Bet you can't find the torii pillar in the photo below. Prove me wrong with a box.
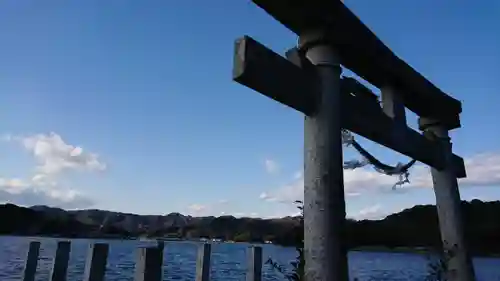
[300,31,348,281]
[420,118,476,281]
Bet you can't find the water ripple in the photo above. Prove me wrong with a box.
[0,236,499,281]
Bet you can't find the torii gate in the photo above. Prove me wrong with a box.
[231,1,475,281]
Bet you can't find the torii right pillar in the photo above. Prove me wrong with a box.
[419,117,476,281]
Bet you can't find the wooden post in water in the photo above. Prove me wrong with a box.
[134,246,163,281]
[195,243,211,281]
[156,240,164,279]
[83,243,109,281]
[246,246,262,281]
[22,241,40,281]
[420,118,476,281]
[157,241,164,262]
[50,241,71,281]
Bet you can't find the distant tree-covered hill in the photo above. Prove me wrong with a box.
[1,199,499,255]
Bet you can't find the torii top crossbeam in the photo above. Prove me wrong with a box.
[252,0,462,130]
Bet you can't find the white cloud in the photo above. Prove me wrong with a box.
[0,176,94,209]
[187,204,207,215]
[185,200,231,216]
[388,152,500,189]
[262,208,301,219]
[352,204,387,220]
[9,132,106,176]
[230,212,260,218]
[259,169,381,203]
[31,174,58,187]
[0,178,30,194]
[261,176,304,203]
[1,134,13,142]
[0,132,105,209]
[186,201,260,218]
[259,152,500,203]
[460,153,500,186]
[346,192,362,197]
[259,192,278,202]
[264,159,279,174]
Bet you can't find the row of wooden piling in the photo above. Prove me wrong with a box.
[22,240,263,281]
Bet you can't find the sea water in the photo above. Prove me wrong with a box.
[0,236,499,281]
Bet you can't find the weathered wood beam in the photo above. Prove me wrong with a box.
[50,241,71,281]
[196,243,211,281]
[134,247,163,281]
[453,155,467,179]
[22,241,40,281]
[232,36,466,177]
[251,0,462,130]
[246,246,262,281]
[286,47,466,178]
[83,243,109,281]
[381,86,407,127]
[341,88,465,178]
[233,36,316,115]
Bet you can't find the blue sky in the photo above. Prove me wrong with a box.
[0,0,498,219]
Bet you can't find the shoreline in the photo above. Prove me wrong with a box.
[3,234,500,258]
[350,246,500,258]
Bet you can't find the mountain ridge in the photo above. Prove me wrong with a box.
[1,199,500,255]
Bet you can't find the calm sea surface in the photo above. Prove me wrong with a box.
[0,236,499,281]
